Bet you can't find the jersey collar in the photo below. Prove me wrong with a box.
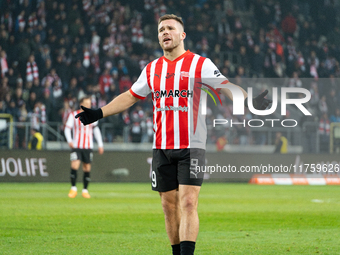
[162,50,191,64]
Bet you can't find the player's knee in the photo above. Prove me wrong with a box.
[161,200,177,215]
[180,196,198,212]
[160,196,177,213]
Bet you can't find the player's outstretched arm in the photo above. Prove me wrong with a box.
[220,83,272,110]
[220,82,247,101]
[102,90,140,118]
[76,90,140,125]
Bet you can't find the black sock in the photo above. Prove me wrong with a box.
[83,172,90,190]
[70,169,77,186]
[180,241,195,255]
[171,244,180,255]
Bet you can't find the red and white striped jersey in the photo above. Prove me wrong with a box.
[64,110,103,149]
[129,50,227,149]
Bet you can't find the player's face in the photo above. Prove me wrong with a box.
[81,98,91,109]
[158,19,186,51]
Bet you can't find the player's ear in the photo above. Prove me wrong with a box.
[181,32,186,40]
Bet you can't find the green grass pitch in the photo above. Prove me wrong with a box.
[0,183,339,254]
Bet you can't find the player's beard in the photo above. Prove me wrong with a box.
[161,38,180,52]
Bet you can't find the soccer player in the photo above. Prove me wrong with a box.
[64,96,104,198]
[75,14,270,254]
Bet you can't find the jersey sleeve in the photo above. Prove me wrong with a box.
[93,126,103,148]
[64,113,74,143]
[201,58,228,89]
[129,66,151,99]
[64,112,74,130]
[92,120,99,127]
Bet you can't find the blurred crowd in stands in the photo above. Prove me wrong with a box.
[0,0,339,151]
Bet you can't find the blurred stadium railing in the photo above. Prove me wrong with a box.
[0,118,327,154]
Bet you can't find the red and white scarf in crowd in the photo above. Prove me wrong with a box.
[131,25,144,44]
[28,13,38,28]
[319,118,330,135]
[83,0,91,12]
[91,54,100,74]
[26,61,39,82]
[0,56,8,78]
[83,51,90,68]
[17,14,25,30]
[32,104,46,130]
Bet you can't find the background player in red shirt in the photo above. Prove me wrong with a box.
[65,96,104,198]
[76,14,270,255]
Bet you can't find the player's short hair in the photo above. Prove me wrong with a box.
[79,96,91,104]
[158,14,184,30]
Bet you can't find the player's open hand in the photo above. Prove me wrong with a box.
[75,106,103,125]
[247,90,272,110]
